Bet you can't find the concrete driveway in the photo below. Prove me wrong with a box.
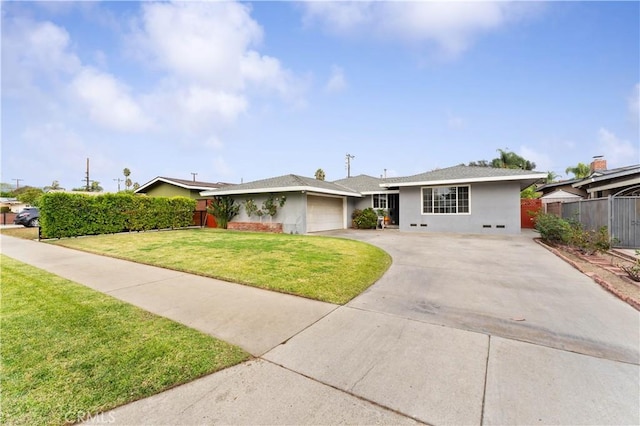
[3,231,638,425]
[263,230,639,425]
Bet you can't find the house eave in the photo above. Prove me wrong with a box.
[200,186,362,198]
[583,176,640,193]
[380,173,547,188]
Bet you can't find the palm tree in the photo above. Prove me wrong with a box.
[315,168,326,181]
[546,171,560,183]
[565,163,591,179]
[123,168,131,190]
[491,148,536,170]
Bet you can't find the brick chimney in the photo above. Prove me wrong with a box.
[590,157,607,173]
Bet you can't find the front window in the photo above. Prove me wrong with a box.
[422,186,470,214]
[372,193,387,209]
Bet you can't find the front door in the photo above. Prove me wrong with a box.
[388,194,400,225]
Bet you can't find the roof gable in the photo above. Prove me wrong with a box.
[136,176,229,193]
[333,174,387,193]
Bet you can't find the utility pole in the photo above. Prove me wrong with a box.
[85,158,90,191]
[113,177,123,192]
[190,172,198,182]
[12,178,23,189]
[345,153,355,178]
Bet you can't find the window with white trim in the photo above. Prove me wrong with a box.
[372,193,388,209]
[422,186,470,214]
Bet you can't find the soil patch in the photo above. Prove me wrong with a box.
[536,239,640,311]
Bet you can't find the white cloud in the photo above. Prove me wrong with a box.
[1,18,81,97]
[519,146,552,172]
[446,110,465,129]
[629,83,639,126]
[71,68,152,132]
[325,65,347,93]
[302,2,541,58]
[128,1,303,134]
[597,128,638,168]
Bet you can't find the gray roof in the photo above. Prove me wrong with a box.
[572,164,640,188]
[200,174,361,197]
[381,165,547,189]
[333,174,387,193]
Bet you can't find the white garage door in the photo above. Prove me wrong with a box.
[306,195,344,232]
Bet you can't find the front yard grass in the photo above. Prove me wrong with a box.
[0,255,250,426]
[50,229,391,304]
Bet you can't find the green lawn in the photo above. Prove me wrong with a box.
[0,255,250,426]
[0,226,39,239]
[50,229,391,304]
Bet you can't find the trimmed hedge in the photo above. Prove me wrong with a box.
[39,193,196,238]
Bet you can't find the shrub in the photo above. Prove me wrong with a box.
[39,193,196,238]
[352,207,379,229]
[621,250,640,282]
[207,197,240,229]
[534,213,571,244]
[566,223,611,255]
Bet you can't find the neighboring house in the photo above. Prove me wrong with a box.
[334,174,399,225]
[201,166,547,235]
[0,197,27,213]
[571,164,640,198]
[380,166,546,234]
[135,176,230,199]
[540,189,584,205]
[136,176,232,228]
[536,179,586,199]
[200,174,361,234]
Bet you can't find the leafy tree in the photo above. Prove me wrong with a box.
[0,182,13,194]
[44,180,63,192]
[520,185,540,199]
[15,187,44,206]
[315,168,326,180]
[491,148,536,170]
[565,163,591,179]
[467,160,491,167]
[90,181,103,192]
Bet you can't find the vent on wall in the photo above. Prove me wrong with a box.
[483,225,492,228]
[496,225,505,229]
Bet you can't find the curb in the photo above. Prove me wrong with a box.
[535,239,640,311]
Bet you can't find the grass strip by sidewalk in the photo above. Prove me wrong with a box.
[50,229,392,304]
[0,255,250,426]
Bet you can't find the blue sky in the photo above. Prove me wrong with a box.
[2,1,638,192]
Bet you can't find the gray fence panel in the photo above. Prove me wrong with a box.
[580,199,608,230]
[561,202,580,221]
[611,197,640,248]
[561,196,640,248]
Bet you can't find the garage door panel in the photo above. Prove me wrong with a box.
[307,196,344,232]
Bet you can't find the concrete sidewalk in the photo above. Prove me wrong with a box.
[2,232,639,425]
[0,234,336,356]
